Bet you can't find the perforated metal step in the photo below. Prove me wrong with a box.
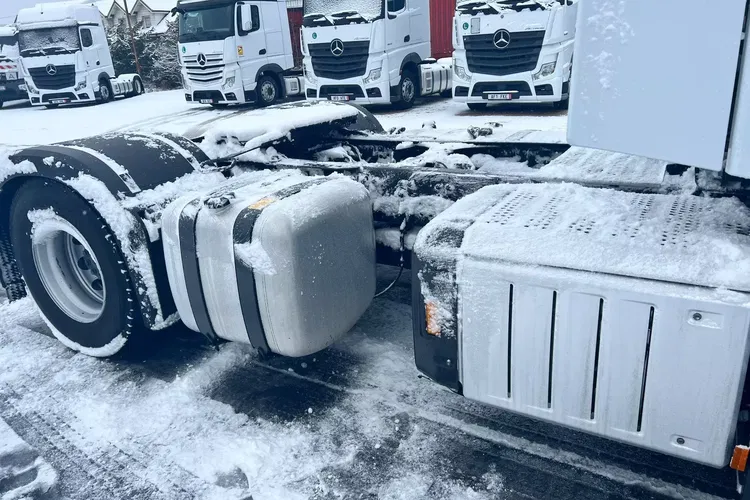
[460,183,750,291]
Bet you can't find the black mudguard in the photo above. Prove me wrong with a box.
[0,132,209,329]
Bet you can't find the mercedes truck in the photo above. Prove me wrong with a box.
[452,0,577,110]
[0,25,28,107]
[175,0,304,107]
[300,0,452,107]
[16,0,145,108]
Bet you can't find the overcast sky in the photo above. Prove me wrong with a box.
[0,0,67,24]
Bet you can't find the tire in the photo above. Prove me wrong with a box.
[396,70,417,109]
[467,103,488,111]
[10,179,142,357]
[99,79,113,103]
[256,75,279,107]
[553,97,569,110]
[128,76,144,98]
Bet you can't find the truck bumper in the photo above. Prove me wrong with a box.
[0,79,28,102]
[31,83,98,106]
[185,81,257,105]
[305,80,392,105]
[453,74,567,104]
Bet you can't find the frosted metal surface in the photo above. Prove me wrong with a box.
[567,0,746,171]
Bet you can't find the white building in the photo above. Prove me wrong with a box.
[97,0,175,31]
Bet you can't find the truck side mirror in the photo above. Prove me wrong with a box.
[239,4,253,33]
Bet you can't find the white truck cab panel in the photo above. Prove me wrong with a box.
[567,0,747,172]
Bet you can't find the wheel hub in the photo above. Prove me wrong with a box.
[402,78,415,102]
[261,82,275,102]
[31,218,106,323]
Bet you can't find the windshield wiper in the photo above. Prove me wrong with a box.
[457,1,503,14]
[43,46,74,54]
[330,10,368,23]
[303,12,334,26]
[20,48,45,56]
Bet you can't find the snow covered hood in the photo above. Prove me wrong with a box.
[188,101,367,159]
[429,182,750,293]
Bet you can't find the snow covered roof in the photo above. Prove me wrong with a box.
[97,0,176,16]
[16,2,103,29]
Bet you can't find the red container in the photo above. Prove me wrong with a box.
[287,8,304,68]
[430,0,455,59]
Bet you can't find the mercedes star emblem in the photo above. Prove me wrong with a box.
[493,29,511,49]
[330,39,344,57]
[45,64,57,76]
[197,53,207,66]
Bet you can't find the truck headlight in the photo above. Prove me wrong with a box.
[304,62,316,85]
[454,64,470,81]
[26,82,39,94]
[223,74,236,90]
[533,61,557,81]
[364,67,382,84]
[74,80,87,91]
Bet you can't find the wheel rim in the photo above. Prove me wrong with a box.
[401,77,415,102]
[101,84,110,100]
[261,81,276,103]
[31,218,105,323]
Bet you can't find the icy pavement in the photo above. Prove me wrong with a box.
[0,268,738,500]
[0,91,567,146]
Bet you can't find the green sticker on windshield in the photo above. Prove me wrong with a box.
[312,32,317,39]
[462,22,469,30]
[181,46,186,53]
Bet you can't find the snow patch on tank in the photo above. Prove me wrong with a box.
[235,241,277,276]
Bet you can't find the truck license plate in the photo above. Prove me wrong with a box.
[50,99,68,104]
[200,99,214,104]
[486,93,513,101]
[329,95,351,102]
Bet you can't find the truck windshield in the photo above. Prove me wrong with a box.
[456,0,552,12]
[18,27,81,56]
[179,5,235,43]
[303,0,383,26]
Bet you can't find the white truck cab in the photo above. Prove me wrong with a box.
[176,0,303,107]
[452,0,577,110]
[15,1,144,108]
[0,25,28,108]
[300,0,451,107]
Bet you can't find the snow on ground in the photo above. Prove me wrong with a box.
[0,91,567,146]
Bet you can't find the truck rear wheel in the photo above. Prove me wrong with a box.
[10,179,142,357]
[396,70,417,109]
[128,76,144,98]
[257,75,279,107]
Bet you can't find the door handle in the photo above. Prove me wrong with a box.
[404,35,410,42]
[259,49,266,55]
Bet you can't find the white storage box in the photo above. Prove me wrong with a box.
[417,182,750,467]
[162,171,376,357]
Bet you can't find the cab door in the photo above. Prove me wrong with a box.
[78,27,99,79]
[386,0,411,83]
[237,2,269,89]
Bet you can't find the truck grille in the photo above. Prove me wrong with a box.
[464,30,545,76]
[28,64,75,90]
[184,53,224,84]
[309,41,369,80]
